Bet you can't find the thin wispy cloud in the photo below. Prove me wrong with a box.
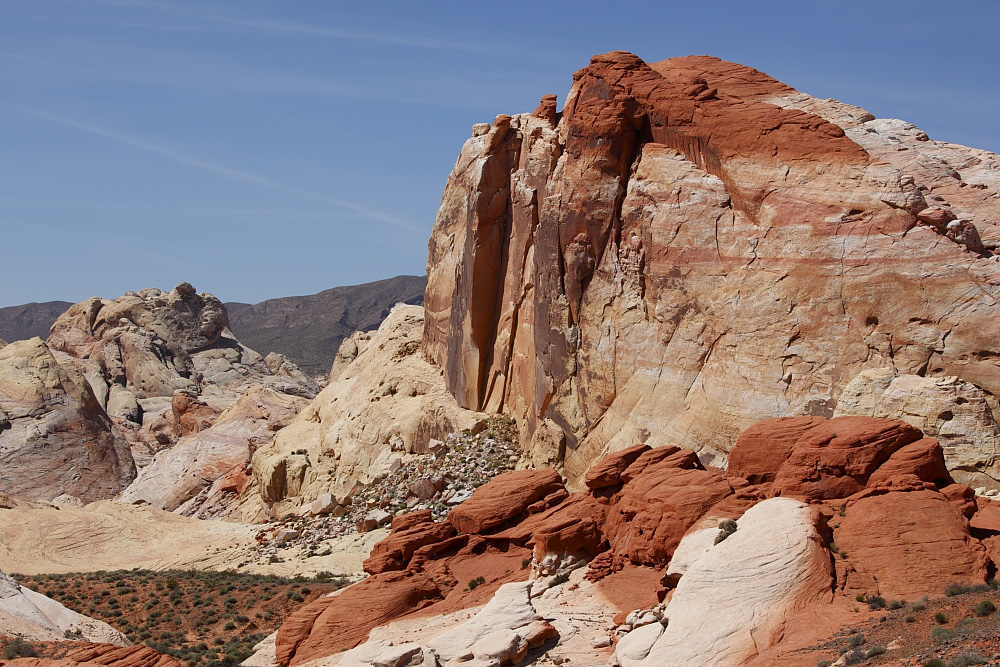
[215,16,497,54]
[84,0,502,55]
[0,50,44,64]
[12,105,424,232]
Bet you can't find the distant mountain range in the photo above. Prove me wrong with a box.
[225,275,426,375]
[0,300,73,343]
[0,275,427,376]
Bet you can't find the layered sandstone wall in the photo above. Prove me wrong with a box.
[424,52,1000,483]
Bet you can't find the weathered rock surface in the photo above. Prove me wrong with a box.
[46,284,316,457]
[613,498,832,666]
[330,582,555,667]
[835,369,1000,488]
[0,570,128,645]
[119,387,307,516]
[269,415,1000,667]
[729,416,930,501]
[447,469,563,534]
[835,489,988,599]
[251,305,483,518]
[423,51,1000,484]
[0,338,135,502]
[2,643,183,667]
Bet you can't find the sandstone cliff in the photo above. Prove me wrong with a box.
[423,52,1000,484]
[0,338,135,502]
[250,305,483,518]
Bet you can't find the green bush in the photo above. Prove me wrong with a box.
[840,648,865,665]
[715,519,738,545]
[866,595,887,610]
[3,637,37,659]
[467,576,486,590]
[973,600,996,616]
[924,660,945,667]
[889,599,904,609]
[548,572,570,588]
[948,652,988,666]
[904,614,916,623]
[934,611,948,624]
[865,645,886,659]
[945,582,990,597]
[930,626,952,642]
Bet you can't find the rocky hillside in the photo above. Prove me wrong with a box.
[423,51,1000,487]
[0,276,426,378]
[226,275,426,376]
[0,283,317,504]
[263,415,1000,667]
[0,301,71,343]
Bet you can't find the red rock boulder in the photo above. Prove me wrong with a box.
[363,509,457,575]
[448,469,564,534]
[602,449,733,566]
[275,571,441,666]
[835,489,988,599]
[730,416,924,501]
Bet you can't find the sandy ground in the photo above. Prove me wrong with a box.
[0,500,386,577]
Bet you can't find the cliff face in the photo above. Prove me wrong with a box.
[423,52,1000,483]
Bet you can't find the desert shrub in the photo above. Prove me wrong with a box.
[935,611,948,624]
[889,599,905,609]
[855,594,866,603]
[715,519,738,545]
[865,645,886,659]
[3,637,37,659]
[925,660,945,667]
[840,648,865,665]
[817,661,831,667]
[904,614,916,623]
[827,542,838,553]
[548,572,570,588]
[930,626,952,642]
[866,595,887,610]
[945,582,990,597]
[467,576,486,590]
[165,577,178,590]
[973,600,996,616]
[954,617,976,633]
[912,600,927,611]
[947,653,988,666]
[846,633,865,648]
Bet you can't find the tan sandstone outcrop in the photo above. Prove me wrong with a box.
[423,52,1000,484]
[834,368,1000,488]
[119,387,308,517]
[0,570,128,645]
[251,305,482,518]
[0,338,134,502]
[46,284,316,462]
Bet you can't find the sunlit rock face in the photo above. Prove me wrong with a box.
[423,51,1000,483]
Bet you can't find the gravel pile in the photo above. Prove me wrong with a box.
[252,417,520,559]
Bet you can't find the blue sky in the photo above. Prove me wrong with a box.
[1,0,998,307]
